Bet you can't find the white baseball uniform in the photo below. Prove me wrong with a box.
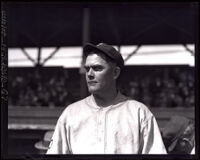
[46,92,166,154]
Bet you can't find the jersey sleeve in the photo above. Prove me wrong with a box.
[46,118,71,154]
[140,116,167,154]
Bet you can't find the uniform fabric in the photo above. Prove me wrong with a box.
[46,92,166,154]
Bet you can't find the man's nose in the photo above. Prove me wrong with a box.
[87,68,94,78]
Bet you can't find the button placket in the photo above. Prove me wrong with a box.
[96,108,105,153]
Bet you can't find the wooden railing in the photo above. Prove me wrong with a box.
[8,106,195,130]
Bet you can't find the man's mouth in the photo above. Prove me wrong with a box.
[88,81,97,85]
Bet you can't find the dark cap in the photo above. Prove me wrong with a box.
[161,116,191,152]
[83,43,124,69]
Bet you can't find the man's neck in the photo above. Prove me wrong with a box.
[92,89,118,107]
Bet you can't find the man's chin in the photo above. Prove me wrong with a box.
[88,88,99,94]
[88,89,97,94]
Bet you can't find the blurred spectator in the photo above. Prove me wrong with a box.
[8,66,194,108]
[8,68,75,107]
[123,67,194,108]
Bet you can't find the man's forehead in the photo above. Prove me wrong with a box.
[85,54,107,63]
[84,60,105,67]
[84,53,117,69]
[86,52,107,59]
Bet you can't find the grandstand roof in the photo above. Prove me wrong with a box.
[6,2,196,48]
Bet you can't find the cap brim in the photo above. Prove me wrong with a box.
[34,141,49,150]
[83,43,124,69]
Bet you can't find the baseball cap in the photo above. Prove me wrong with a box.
[35,130,54,150]
[161,116,191,152]
[83,43,124,69]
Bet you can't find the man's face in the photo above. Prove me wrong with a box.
[84,53,116,95]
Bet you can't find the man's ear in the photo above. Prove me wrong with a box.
[113,66,121,80]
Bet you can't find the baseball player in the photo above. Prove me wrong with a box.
[46,43,167,154]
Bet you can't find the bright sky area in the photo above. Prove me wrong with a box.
[8,44,195,68]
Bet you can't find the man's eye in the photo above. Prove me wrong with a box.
[84,66,103,72]
[93,66,102,71]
